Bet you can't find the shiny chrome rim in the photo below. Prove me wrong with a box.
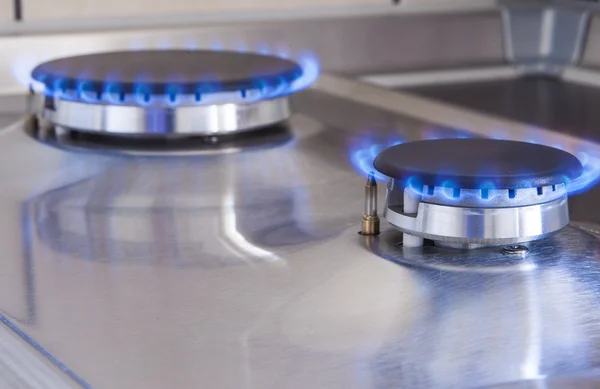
[384,196,570,246]
[31,93,290,136]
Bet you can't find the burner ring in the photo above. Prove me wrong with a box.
[31,50,303,96]
[374,139,583,188]
[32,94,289,135]
[419,183,567,207]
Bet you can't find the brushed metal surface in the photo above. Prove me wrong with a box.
[419,184,567,208]
[366,224,600,386]
[0,78,598,388]
[0,11,504,95]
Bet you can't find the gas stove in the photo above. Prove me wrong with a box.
[4,9,600,389]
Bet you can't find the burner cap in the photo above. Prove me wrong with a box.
[31,50,303,95]
[373,139,583,188]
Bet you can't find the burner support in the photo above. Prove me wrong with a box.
[31,93,289,135]
[402,186,423,248]
[384,181,570,248]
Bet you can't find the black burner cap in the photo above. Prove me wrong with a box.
[31,50,303,95]
[373,139,583,189]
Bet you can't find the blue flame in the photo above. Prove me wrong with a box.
[405,176,424,196]
[103,80,124,104]
[290,53,320,93]
[165,82,183,106]
[568,151,600,194]
[348,131,600,195]
[437,180,460,200]
[76,80,98,103]
[24,42,320,108]
[349,133,406,181]
[348,129,468,181]
[478,180,498,202]
[134,83,152,106]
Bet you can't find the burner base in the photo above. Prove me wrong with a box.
[385,197,569,247]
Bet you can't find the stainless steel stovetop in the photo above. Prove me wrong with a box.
[4,2,600,388]
[0,76,596,389]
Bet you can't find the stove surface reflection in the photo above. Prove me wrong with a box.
[1,87,600,388]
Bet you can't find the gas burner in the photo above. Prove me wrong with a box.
[28,50,306,138]
[369,139,583,249]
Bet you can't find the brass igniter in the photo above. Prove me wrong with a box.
[361,172,380,235]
